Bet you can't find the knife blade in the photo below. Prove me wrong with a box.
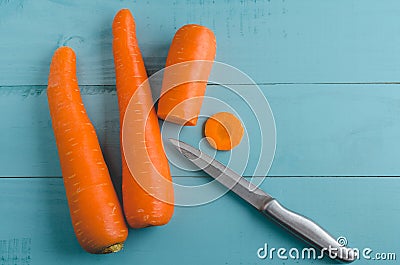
[169,138,356,263]
[169,138,273,210]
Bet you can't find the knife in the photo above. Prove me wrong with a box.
[169,138,356,263]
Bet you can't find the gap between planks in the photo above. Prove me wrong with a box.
[0,176,399,179]
[3,82,400,88]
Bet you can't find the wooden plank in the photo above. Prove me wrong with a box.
[1,84,400,177]
[0,177,398,264]
[2,0,400,85]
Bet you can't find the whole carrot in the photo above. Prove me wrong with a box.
[47,47,128,254]
[157,24,216,126]
[112,9,174,228]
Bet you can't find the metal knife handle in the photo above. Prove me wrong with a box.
[262,199,356,263]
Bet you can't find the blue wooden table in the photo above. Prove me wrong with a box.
[1,1,399,264]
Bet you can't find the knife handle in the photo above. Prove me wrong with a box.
[262,199,356,263]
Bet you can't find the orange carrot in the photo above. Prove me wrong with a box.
[205,112,244,151]
[47,47,128,254]
[157,24,216,126]
[112,9,174,228]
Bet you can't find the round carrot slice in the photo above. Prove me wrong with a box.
[205,112,244,150]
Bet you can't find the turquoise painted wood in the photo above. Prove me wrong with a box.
[1,1,400,265]
[0,177,398,265]
[1,84,400,177]
[2,0,400,85]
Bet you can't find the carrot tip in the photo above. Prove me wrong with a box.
[99,242,124,254]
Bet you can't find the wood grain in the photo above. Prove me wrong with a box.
[1,84,400,177]
[1,0,400,85]
[0,177,397,264]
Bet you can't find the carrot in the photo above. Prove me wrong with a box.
[157,24,216,126]
[112,9,174,228]
[205,112,244,151]
[47,47,128,254]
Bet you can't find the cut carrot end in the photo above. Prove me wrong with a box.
[184,118,198,126]
[99,242,124,254]
[157,112,198,126]
[204,112,244,151]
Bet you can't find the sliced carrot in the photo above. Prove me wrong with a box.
[157,24,216,126]
[112,9,174,228]
[47,46,128,254]
[205,112,244,151]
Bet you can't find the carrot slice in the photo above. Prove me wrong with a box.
[112,9,174,228]
[47,46,128,254]
[157,24,216,126]
[205,112,244,151]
